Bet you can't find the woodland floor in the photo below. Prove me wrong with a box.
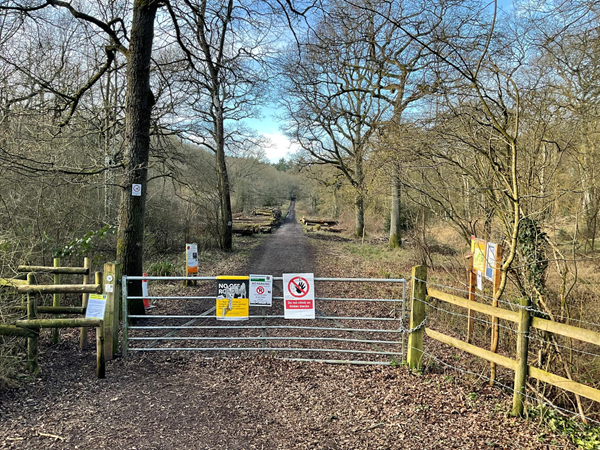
[0,203,576,449]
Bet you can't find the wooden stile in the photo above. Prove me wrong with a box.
[16,284,102,294]
[17,265,89,274]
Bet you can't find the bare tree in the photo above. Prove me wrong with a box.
[166,0,273,250]
[280,1,391,236]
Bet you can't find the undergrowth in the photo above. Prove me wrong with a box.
[529,405,600,450]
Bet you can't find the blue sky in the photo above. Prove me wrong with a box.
[247,0,515,163]
[244,107,299,162]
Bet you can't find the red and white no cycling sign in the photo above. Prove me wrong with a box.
[283,273,315,319]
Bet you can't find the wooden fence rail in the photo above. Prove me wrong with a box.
[409,265,600,416]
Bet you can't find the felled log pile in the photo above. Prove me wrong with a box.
[301,216,339,226]
[232,207,283,235]
[301,216,344,233]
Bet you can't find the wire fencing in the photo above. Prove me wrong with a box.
[408,268,600,425]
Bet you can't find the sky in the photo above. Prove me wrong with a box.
[245,0,516,163]
[244,108,300,162]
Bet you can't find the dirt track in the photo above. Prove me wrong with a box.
[246,200,314,276]
[0,203,574,449]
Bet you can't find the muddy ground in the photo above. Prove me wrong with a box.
[0,203,575,449]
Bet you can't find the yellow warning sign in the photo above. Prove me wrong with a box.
[216,297,249,320]
[216,276,249,321]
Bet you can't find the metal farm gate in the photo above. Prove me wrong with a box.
[122,275,407,365]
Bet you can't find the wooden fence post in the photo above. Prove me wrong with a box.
[407,265,427,370]
[490,244,503,384]
[512,296,531,416]
[80,257,91,350]
[26,273,39,374]
[103,262,122,357]
[52,257,60,344]
[94,271,105,361]
[467,257,475,343]
[96,324,106,378]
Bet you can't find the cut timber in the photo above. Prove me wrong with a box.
[18,265,89,275]
[232,224,256,235]
[301,216,339,226]
[321,227,344,233]
[16,284,102,294]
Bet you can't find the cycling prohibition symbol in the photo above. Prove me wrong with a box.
[288,276,310,298]
[256,286,265,295]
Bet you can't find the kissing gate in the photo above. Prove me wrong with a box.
[122,275,407,365]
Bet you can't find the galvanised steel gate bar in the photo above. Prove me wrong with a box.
[122,275,406,365]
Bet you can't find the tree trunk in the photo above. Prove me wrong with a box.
[389,167,402,248]
[215,105,233,251]
[116,0,158,315]
[355,190,365,237]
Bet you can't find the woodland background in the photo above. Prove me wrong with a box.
[1,0,600,431]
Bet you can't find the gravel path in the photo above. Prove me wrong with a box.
[246,200,314,276]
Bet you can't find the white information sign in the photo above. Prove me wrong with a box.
[476,270,483,291]
[283,273,315,319]
[85,294,107,319]
[131,183,142,196]
[105,283,114,293]
[249,274,273,306]
[186,243,198,275]
[485,242,498,281]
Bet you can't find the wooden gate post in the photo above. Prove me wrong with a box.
[26,273,39,374]
[52,257,60,344]
[512,296,531,416]
[407,265,427,370]
[104,262,122,356]
[103,263,121,360]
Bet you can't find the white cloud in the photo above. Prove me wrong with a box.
[263,132,300,162]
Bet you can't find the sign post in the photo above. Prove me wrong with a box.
[283,273,315,319]
[186,243,198,286]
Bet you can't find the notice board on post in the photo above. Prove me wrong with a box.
[283,273,315,319]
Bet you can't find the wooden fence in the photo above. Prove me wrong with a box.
[0,260,122,378]
[407,265,600,417]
